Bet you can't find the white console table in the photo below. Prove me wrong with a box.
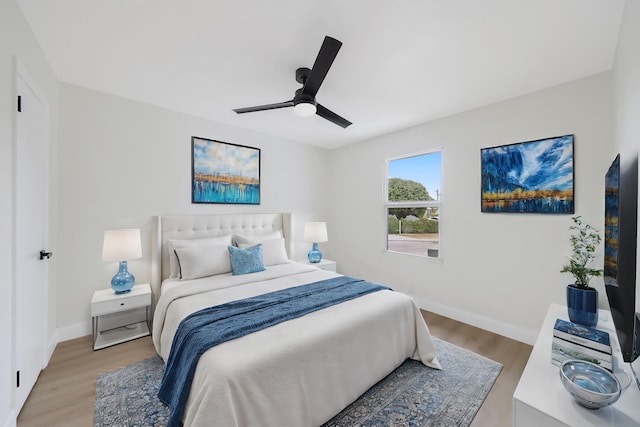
[513,303,640,426]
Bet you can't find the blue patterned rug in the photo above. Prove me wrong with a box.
[94,339,501,426]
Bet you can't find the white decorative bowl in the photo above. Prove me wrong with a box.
[559,360,621,409]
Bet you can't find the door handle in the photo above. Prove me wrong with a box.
[39,250,52,260]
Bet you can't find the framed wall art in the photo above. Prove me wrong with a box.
[481,134,574,214]
[191,136,261,204]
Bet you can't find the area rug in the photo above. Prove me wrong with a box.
[94,339,501,427]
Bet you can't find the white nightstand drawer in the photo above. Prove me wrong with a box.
[303,259,337,272]
[91,284,151,316]
[92,293,149,316]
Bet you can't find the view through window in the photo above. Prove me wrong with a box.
[386,151,441,258]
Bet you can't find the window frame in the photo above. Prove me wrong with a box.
[383,149,442,260]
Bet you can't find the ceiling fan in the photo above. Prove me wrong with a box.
[233,36,352,128]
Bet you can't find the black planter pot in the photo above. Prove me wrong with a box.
[566,284,599,326]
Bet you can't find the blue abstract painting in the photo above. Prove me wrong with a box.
[481,135,574,213]
[192,137,260,204]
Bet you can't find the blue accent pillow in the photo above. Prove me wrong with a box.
[228,244,266,275]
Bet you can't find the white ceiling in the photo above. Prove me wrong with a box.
[17,0,625,149]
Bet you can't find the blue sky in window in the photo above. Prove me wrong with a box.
[388,152,441,200]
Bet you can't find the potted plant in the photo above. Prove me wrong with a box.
[560,216,602,326]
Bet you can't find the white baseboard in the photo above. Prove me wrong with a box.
[412,296,537,345]
[41,323,89,370]
[2,410,16,427]
[55,321,91,343]
[46,329,59,365]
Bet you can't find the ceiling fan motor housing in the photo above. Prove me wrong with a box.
[294,88,316,106]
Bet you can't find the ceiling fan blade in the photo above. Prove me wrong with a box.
[301,36,342,98]
[233,100,294,114]
[316,104,352,128]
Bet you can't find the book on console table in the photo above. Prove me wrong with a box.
[551,336,613,371]
[552,318,612,353]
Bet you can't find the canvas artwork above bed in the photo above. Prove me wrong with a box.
[151,213,441,427]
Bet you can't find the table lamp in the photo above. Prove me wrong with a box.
[102,228,142,294]
[304,222,328,263]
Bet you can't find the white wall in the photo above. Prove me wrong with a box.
[55,83,330,337]
[329,73,614,344]
[612,0,640,321]
[0,2,59,426]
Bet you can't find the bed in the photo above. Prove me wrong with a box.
[151,213,440,427]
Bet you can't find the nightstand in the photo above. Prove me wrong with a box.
[304,258,337,272]
[91,283,151,350]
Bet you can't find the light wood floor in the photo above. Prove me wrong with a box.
[17,311,532,427]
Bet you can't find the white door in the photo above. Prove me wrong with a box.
[15,72,49,412]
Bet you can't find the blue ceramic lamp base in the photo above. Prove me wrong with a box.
[307,242,322,263]
[111,261,135,294]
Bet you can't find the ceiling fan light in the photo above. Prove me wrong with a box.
[294,102,317,117]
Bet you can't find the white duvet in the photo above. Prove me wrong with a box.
[152,262,441,427]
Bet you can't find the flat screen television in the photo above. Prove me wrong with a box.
[604,153,639,366]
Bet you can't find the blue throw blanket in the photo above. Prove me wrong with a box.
[158,275,390,427]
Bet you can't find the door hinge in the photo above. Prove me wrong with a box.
[16,370,20,388]
[17,95,21,112]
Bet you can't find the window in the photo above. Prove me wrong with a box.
[385,150,441,258]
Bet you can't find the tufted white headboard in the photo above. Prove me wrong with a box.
[151,213,292,304]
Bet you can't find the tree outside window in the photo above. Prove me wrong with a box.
[386,151,441,258]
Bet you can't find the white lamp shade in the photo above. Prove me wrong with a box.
[304,222,328,243]
[102,228,142,262]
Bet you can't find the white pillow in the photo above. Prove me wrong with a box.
[233,230,282,246]
[174,244,232,280]
[167,235,232,278]
[239,237,288,266]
